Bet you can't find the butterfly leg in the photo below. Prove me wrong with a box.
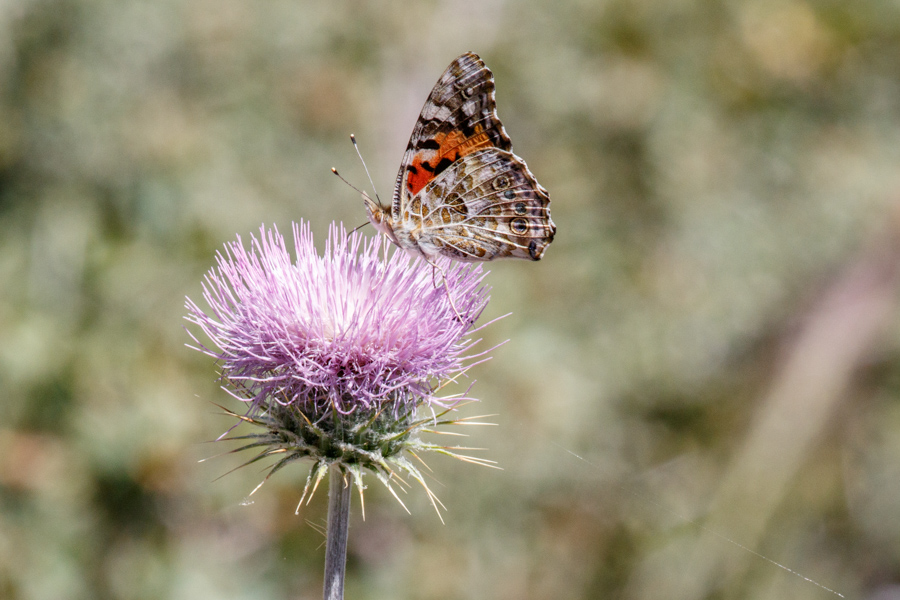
[426,259,465,324]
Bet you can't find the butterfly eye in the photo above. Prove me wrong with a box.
[493,175,510,190]
[514,202,527,215]
[510,217,529,234]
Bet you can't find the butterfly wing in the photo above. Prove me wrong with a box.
[392,52,513,222]
[408,148,555,261]
[385,52,555,262]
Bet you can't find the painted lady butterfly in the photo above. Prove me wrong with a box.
[364,52,556,262]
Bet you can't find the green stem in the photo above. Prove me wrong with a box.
[323,465,351,600]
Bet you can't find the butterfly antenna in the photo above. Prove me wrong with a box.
[350,134,383,207]
[331,167,368,197]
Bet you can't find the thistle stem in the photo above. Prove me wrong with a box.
[323,465,351,600]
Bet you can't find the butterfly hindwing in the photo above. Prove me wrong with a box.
[409,148,554,261]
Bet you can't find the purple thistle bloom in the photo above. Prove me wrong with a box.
[186,221,490,414]
[185,222,497,512]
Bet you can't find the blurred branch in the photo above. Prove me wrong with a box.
[631,214,900,599]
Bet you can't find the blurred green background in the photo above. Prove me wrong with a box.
[3,1,900,599]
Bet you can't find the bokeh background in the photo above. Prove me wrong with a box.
[3,1,900,599]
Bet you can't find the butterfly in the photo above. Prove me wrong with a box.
[363,52,555,263]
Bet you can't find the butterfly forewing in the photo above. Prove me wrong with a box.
[393,53,513,208]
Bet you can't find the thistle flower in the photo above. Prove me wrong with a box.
[184,222,497,515]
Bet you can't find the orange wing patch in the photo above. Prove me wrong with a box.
[406,126,493,196]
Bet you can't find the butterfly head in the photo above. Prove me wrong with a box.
[362,192,400,245]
